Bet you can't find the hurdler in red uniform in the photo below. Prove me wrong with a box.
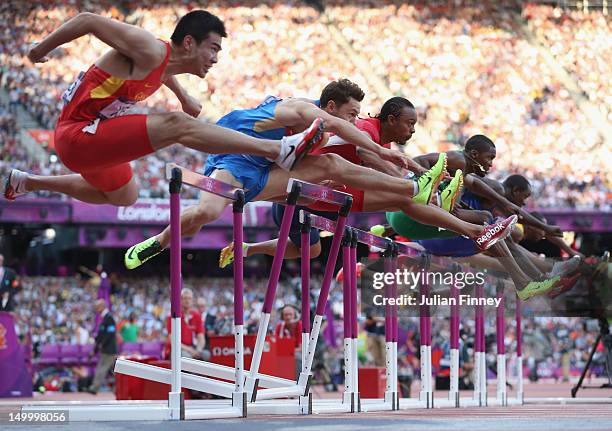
[4,10,322,204]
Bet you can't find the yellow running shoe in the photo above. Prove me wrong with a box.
[413,153,447,205]
[517,276,560,301]
[125,237,163,270]
[440,169,464,212]
[219,242,249,269]
[369,224,386,237]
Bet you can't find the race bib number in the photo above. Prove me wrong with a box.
[98,98,136,119]
[61,71,85,105]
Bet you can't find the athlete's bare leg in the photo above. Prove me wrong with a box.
[246,239,321,259]
[504,239,546,279]
[258,154,486,238]
[146,113,283,158]
[514,243,554,273]
[23,174,138,206]
[9,113,317,205]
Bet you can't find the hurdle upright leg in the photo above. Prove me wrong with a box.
[341,229,356,411]
[231,190,247,416]
[516,294,524,404]
[496,282,507,407]
[349,230,360,412]
[419,256,434,408]
[299,214,312,413]
[168,168,184,420]
[473,280,487,406]
[246,184,301,400]
[449,265,461,408]
[384,246,397,409]
[302,205,352,385]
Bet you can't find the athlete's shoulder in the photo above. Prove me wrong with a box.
[355,117,380,139]
[447,151,467,170]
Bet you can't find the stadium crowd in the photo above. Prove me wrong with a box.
[0,1,609,208]
[0,0,612,209]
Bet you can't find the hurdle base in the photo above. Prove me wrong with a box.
[21,402,174,422]
[232,392,247,418]
[168,391,184,420]
[384,391,398,410]
[449,391,460,408]
[419,391,434,409]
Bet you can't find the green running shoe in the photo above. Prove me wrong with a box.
[413,152,447,205]
[219,242,249,269]
[124,237,163,270]
[370,224,386,237]
[440,169,463,212]
[517,275,560,301]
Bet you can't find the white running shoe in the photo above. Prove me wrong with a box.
[275,118,325,171]
[4,169,29,200]
[549,255,581,277]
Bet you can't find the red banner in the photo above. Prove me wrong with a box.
[27,129,55,150]
[209,335,296,380]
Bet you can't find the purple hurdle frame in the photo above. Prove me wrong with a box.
[248,179,352,402]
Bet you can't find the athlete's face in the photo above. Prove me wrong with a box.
[508,186,532,207]
[387,107,417,144]
[471,148,496,177]
[325,98,361,124]
[188,32,223,78]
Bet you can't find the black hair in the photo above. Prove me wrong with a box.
[375,97,415,122]
[320,78,365,108]
[171,10,227,45]
[464,134,495,153]
[503,174,531,192]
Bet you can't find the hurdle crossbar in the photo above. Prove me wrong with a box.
[287,178,352,205]
[166,163,242,199]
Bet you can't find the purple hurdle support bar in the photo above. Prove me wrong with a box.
[169,168,184,419]
[496,282,507,406]
[419,255,433,408]
[349,230,360,412]
[300,204,352,399]
[251,179,352,402]
[301,214,311,370]
[167,164,247,416]
[232,188,247,412]
[449,264,461,407]
[473,279,487,406]
[341,229,353,406]
[391,244,399,410]
[516,294,524,404]
[246,182,301,400]
[384,244,398,409]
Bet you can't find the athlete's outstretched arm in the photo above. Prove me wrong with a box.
[164,76,202,117]
[28,12,164,67]
[276,101,409,168]
[357,147,405,177]
[464,174,520,215]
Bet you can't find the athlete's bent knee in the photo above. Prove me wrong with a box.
[310,242,322,259]
[149,112,196,148]
[107,189,138,207]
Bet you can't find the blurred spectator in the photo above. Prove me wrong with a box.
[0,254,19,312]
[0,1,607,207]
[364,308,386,367]
[87,299,118,394]
[118,311,139,343]
[164,288,205,359]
